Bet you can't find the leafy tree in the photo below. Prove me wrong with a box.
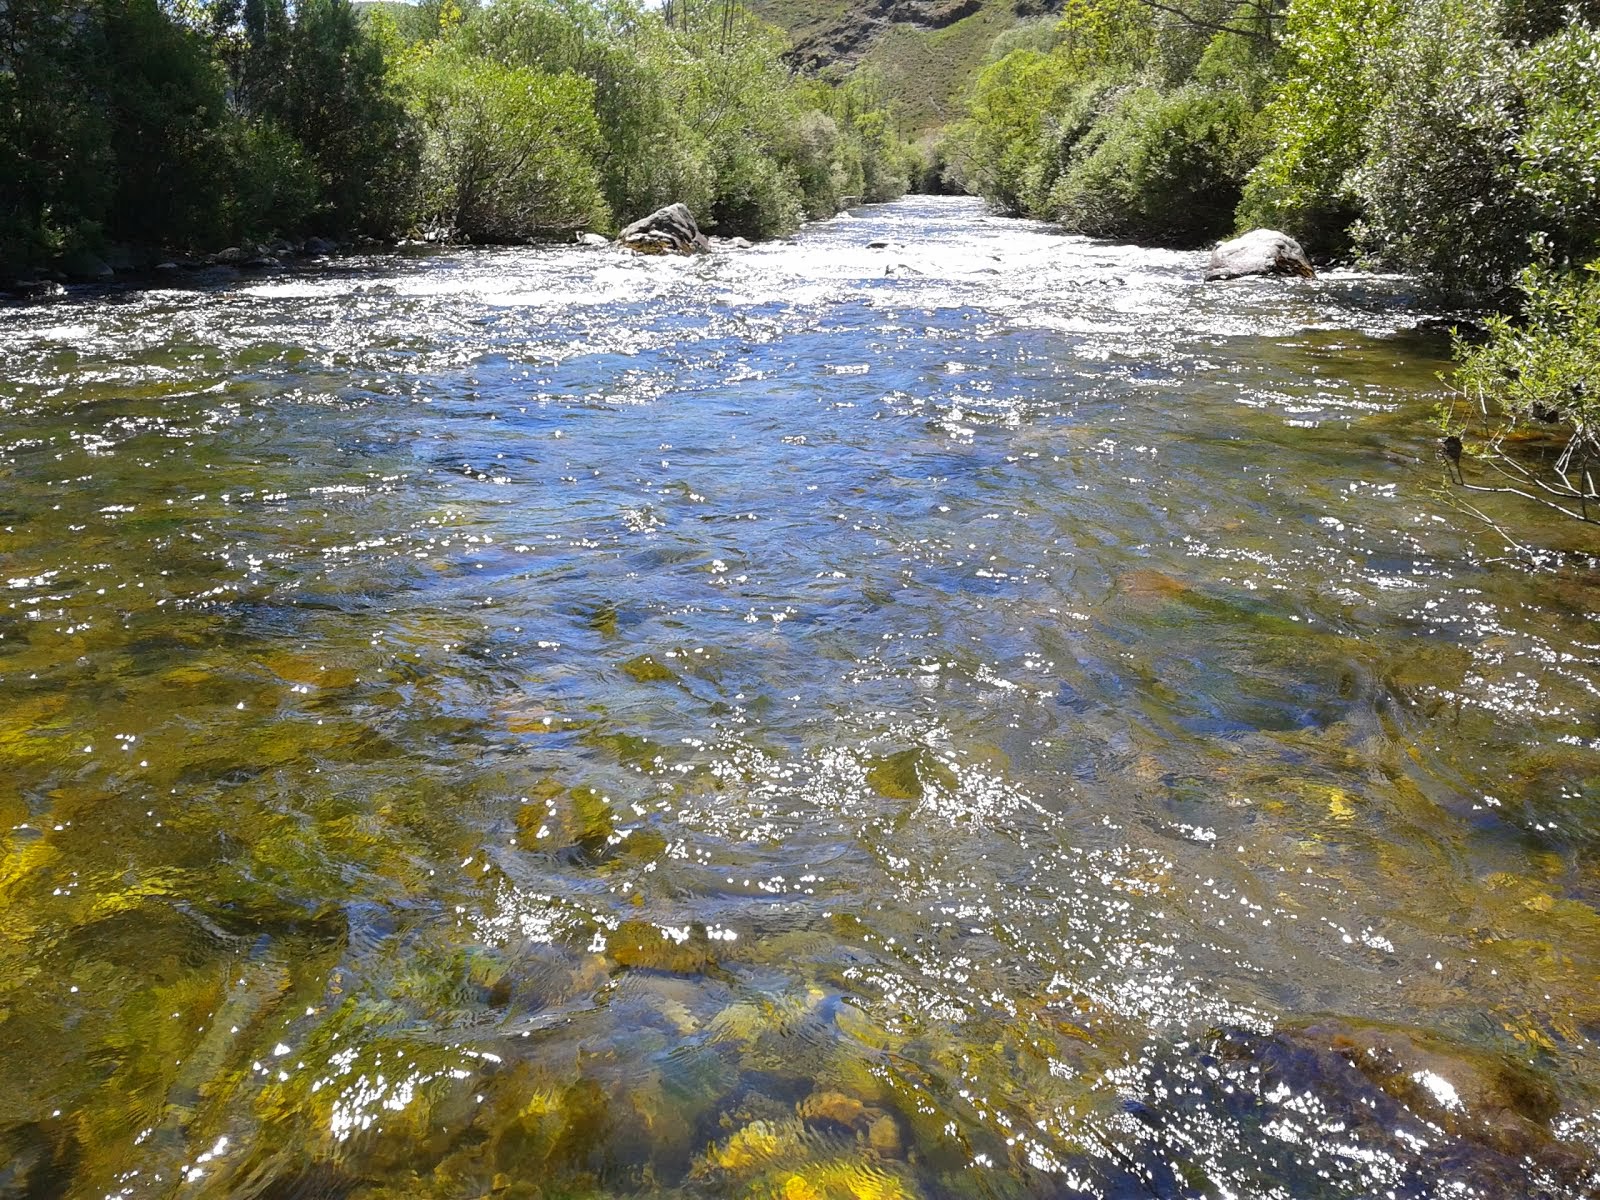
[1513,19,1600,264]
[408,53,608,240]
[1236,0,1401,254]
[0,0,911,273]
[0,0,110,266]
[462,0,709,222]
[96,0,232,249]
[946,49,1079,214]
[270,0,420,235]
[1350,0,1529,295]
[1499,0,1600,43]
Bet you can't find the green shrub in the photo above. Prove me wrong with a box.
[463,0,712,223]
[1513,20,1600,264]
[1350,0,1529,295]
[1453,258,1600,438]
[945,48,1077,214]
[789,109,846,217]
[408,54,609,241]
[1051,83,1262,246]
[223,119,322,242]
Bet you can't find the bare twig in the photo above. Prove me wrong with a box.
[1131,0,1278,44]
[1457,478,1596,523]
[1435,487,1558,567]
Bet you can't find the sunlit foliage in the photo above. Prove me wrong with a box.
[945,0,1273,245]
[0,0,910,272]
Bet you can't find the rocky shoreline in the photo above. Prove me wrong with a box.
[2,205,764,304]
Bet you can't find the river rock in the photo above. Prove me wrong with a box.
[798,1090,866,1128]
[6,279,65,299]
[1219,1018,1586,1190]
[1206,229,1314,281]
[576,232,610,247]
[305,236,338,256]
[103,244,140,272]
[62,249,113,282]
[618,203,709,256]
[609,919,717,974]
[867,1114,903,1158]
[1290,1019,1559,1155]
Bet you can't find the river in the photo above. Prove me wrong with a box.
[0,196,1596,1199]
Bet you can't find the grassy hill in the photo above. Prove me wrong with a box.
[750,0,1063,130]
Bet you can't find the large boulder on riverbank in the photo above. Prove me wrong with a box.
[618,203,709,256]
[1206,229,1314,281]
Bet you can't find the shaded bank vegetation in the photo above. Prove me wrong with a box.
[944,0,1600,515]
[0,0,914,273]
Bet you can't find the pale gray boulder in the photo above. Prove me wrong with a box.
[1206,229,1315,281]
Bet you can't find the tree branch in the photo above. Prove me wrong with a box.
[1130,0,1278,45]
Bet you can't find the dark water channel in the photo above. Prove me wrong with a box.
[1,197,1597,1199]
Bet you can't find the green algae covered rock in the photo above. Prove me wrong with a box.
[609,920,719,975]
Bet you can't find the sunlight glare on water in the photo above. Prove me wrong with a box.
[0,197,1596,1200]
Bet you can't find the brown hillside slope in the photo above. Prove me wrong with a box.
[749,0,1065,129]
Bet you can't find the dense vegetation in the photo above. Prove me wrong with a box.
[0,0,913,274]
[946,0,1600,512]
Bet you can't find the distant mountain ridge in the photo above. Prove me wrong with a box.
[749,0,1064,129]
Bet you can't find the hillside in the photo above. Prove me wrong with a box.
[750,0,1063,129]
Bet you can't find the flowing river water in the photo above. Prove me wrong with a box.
[1,196,1598,1200]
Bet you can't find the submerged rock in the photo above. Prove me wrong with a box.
[1206,229,1315,281]
[798,1090,866,1128]
[1218,1017,1589,1192]
[609,919,718,975]
[618,203,709,256]
[1289,1019,1560,1155]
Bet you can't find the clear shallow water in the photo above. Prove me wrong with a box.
[0,196,1597,1200]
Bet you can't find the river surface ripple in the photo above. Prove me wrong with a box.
[1,197,1598,1200]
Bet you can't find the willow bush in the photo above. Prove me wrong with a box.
[406,55,608,241]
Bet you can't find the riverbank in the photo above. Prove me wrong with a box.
[2,215,777,304]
